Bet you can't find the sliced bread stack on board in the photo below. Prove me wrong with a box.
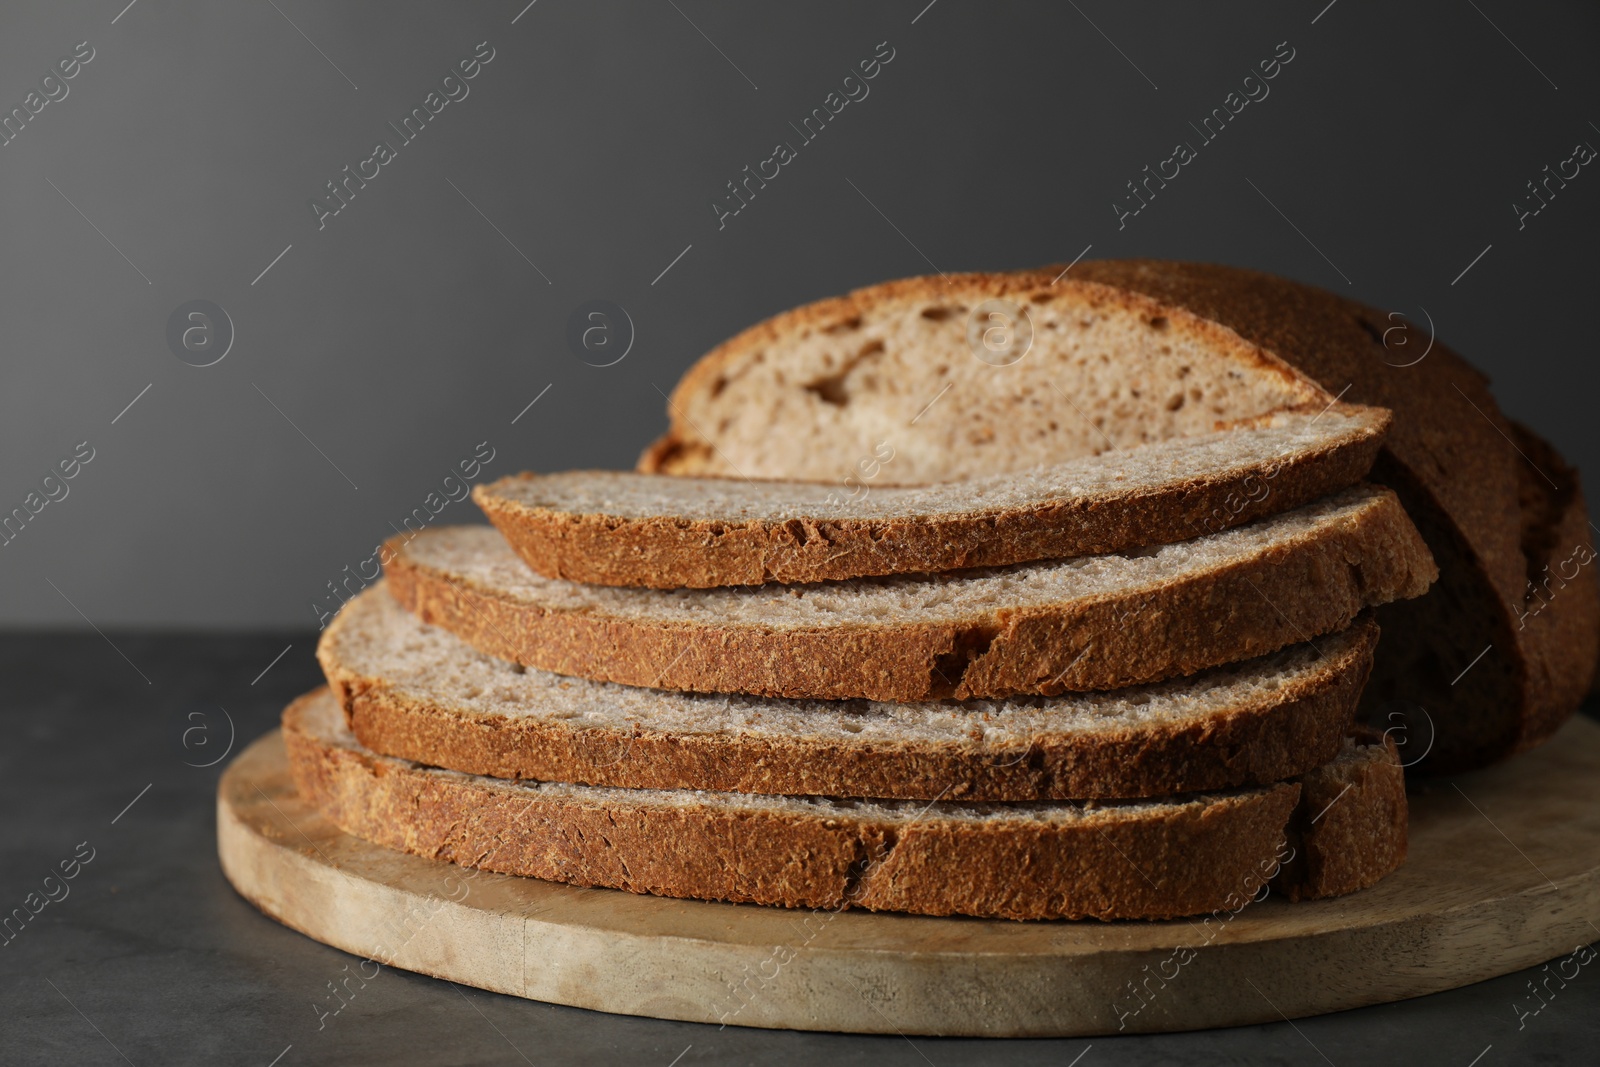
[273,259,1600,922]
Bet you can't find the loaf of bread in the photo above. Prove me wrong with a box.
[640,261,1598,771]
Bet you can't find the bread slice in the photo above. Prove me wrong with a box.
[1275,730,1409,901]
[475,405,1390,588]
[381,485,1434,701]
[285,689,1406,920]
[640,261,1597,771]
[320,584,1377,801]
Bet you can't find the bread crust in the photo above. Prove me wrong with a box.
[320,588,1377,800]
[1274,732,1408,900]
[383,489,1435,701]
[480,405,1389,588]
[284,689,1313,921]
[1505,422,1600,751]
[642,260,1598,769]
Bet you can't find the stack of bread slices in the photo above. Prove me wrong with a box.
[285,261,1599,922]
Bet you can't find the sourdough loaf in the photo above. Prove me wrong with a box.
[640,261,1597,770]
[284,689,1406,921]
[382,485,1434,701]
[477,405,1389,588]
[320,584,1377,801]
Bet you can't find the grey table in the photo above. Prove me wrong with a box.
[3,632,1595,1066]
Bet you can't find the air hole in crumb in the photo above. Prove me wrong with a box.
[1148,316,1169,331]
[709,375,729,398]
[824,315,863,334]
[1029,291,1054,304]
[1166,394,1185,412]
[805,376,850,406]
[920,306,961,321]
[803,339,886,406]
[840,722,864,733]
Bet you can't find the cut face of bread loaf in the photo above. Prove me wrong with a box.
[319,585,1377,801]
[642,261,1597,771]
[477,405,1389,588]
[640,271,1327,483]
[285,689,1406,921]
[383,485,1435,701]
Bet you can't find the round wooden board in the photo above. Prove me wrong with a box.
[218,718,1600,1037]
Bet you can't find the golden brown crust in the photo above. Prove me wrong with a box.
[322,610,1377,801]
[482,405,1389,589]
[284,689,1317,920]
[383,491,1435,702]
[1273,732,1408,901]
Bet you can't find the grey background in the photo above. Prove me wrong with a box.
[1,0,1596,628]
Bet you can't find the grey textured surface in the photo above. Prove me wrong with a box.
[0,0,1596,627]
[3,632,1598,1065]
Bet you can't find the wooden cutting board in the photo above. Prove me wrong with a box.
[218,718,1600,1037]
